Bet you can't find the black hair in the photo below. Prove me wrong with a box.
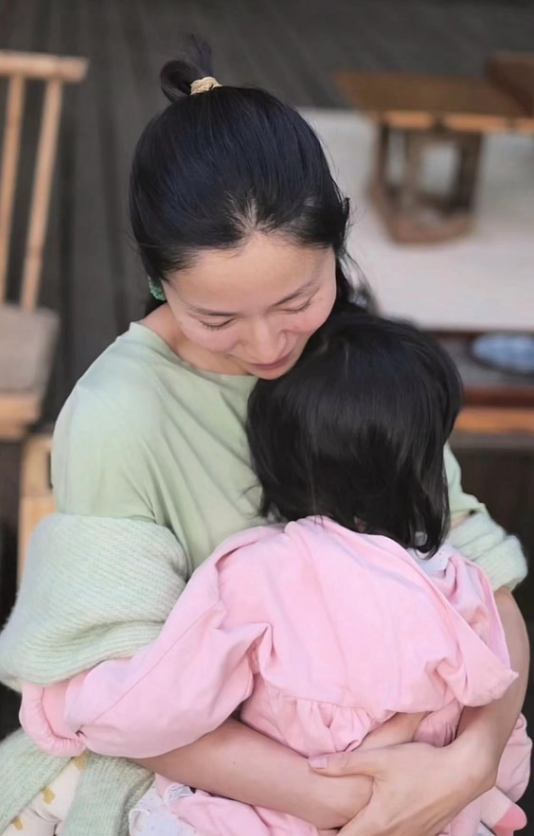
[246,310,463,556]
[130,38,357,315]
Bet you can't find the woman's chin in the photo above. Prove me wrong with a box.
[245,350,302,379]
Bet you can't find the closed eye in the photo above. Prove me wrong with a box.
[199,295,315,329]
[199,319,234,331]
[282,297,314,314]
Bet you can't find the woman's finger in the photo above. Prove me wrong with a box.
[359,712,427,750]
[331,741,479,836]
[309,748,386,777]
[310,712,427,777]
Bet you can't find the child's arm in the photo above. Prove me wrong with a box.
[21,563,261,759]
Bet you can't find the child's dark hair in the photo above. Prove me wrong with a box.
[129,38,360,315]
[246,310,463,555]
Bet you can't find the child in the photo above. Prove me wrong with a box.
[18,311,531,836]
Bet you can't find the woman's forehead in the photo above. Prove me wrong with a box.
[171,235,333,314]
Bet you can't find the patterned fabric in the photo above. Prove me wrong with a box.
[1,757,84,836]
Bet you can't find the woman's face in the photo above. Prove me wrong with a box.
[164,234,337,378]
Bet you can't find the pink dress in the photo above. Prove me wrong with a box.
[22,519,530,836]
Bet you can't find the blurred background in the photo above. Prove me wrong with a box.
[0,0,533,817]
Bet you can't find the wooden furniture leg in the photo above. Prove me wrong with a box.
[399,130,424,213]
[452,133,483,211]
[369,123,483,243]
[372,123,390,189]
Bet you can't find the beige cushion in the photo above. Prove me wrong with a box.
[0,304,59,393]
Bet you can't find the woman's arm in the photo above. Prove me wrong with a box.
[138,712,425,830]
[454,588,529,773]
[445,447,527,592]
[306,588,530,836]
[139,718,365,829]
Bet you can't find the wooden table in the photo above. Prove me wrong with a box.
[437,334,534,438]
[336,65,534,243]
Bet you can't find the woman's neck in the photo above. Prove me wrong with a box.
[142,304,249,376]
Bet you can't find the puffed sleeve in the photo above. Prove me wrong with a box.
[21,559,263,759]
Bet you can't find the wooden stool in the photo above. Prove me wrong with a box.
[371,123,482,243]
[336,68,534,243]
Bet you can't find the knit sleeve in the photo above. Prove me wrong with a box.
[445,446,527,591]
[52,384,155,521]
[445,445,486,522]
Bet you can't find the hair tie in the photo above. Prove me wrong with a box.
[191,76,221,95]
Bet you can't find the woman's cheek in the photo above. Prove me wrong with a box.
[194,329,237,351]
[296,297,334,335]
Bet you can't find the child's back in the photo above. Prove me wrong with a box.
[21,311,531,836]
[37,516,529,836]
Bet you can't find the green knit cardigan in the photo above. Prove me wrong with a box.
[0,514,188,836]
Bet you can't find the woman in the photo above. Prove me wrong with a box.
[0,40,529,836]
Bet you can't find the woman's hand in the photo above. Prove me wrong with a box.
[313,711,428,831]
[310,734,494,836]
[311,589,529,836]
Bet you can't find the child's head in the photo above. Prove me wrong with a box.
[246,308,463,555]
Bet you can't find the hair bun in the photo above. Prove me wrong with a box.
[160,37,214,102]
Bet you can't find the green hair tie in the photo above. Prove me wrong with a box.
[148,278,166,302]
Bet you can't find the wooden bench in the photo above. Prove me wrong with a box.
[0,51,88,441]
[336,53,534,244]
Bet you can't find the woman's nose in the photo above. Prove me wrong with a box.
[246,318,284,364]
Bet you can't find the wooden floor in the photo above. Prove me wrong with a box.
[0,0,533,815]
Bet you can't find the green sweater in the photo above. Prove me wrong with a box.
[51,323,526,585]
[0,322,527,834]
